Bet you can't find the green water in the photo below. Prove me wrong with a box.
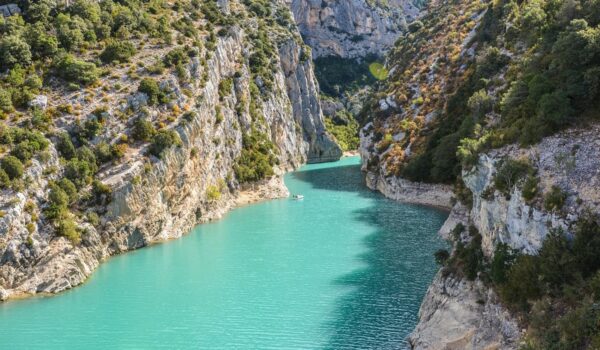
[0,157,447,349]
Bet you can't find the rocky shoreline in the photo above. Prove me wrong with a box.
[0,174,291,302]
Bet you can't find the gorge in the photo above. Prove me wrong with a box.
[1,0,600,349]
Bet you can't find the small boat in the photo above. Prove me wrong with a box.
[293,194,304,200]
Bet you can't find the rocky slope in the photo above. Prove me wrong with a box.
[359,0,600,347]
[287,0,421,59]
[0,0,341,301]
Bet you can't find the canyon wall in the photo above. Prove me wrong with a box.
[287,0,420,59]
[0,1,341,301]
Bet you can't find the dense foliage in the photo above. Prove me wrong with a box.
[364,0,600,184]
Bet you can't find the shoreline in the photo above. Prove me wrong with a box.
[0,175,291,303]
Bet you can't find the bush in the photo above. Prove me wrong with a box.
[218,78,233,100]
[1,156,24,180]
[100,41,136,63]
[434,249,450,265]
[490,243,517,285]
[56,217,80,244]
[544,185,567,212]
[56,132,76,160]
[64,158,95,188]
[521,175,540,202]
[92,179,111,205]
[53,54,99,86]
[57,178,78,205]
[132,117,156,142]
[206,185,221,201]
[149,129,182,158]
[46,183,69,220]
[0,169,9,188]
[138,78,167,105]
[0,35,32,70]
[493,158,533,197]
[163,47,189,67]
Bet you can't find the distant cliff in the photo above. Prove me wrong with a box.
[287,0,421,59]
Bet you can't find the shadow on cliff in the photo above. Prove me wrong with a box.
[291,163,448,349]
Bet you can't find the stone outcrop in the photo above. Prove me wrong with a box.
[287,0,420,59]
[405,125,600,349]
[0,8,340,301]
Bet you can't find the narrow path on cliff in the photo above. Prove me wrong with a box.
[0,157,447,349]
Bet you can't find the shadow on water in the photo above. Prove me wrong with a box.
[292,163,448,350]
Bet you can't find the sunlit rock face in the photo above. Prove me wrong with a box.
[287,0,421,59]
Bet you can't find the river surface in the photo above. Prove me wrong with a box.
[0,157,447,349]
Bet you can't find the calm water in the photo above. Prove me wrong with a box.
[0,157,447,349]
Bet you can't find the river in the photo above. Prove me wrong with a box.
[0,157,447,349]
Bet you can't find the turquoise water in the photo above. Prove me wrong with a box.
[0,157,447,349]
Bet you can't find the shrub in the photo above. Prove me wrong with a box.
[0,35,32,70]
[544,185,567,211]
[490,243,517,285]
[64,158,95,188]
[434,249,450,265]
[521,175,539,202]
[149,129,182,158]
[206,185,221,201]
[218,78,233,100]
[100,41,136,63]
[0,169,9,188]
[138,78,167,105]
[56,217,80,244]
[92,180,111,205]
[56,132,76,160]
[1,156,24,180]
[132,117,156,142]
[46,183,69,220]
[163,47,189,67]
[57,178,78,205]
[53,54,99,86]
[493,158,533,197]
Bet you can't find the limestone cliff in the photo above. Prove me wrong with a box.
[0,0,340,301]
[287,0,421,59]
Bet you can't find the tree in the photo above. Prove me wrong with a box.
[53,54,99,86]
[0,35,32,69]
[1,156,24,180]
[100,41,136,63]
[56,132,76,160]
[149,129,181,157]
[131,117,156,142]
[0,169,9,188]
[138,78,162,105]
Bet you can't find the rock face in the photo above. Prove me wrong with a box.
[287,0,420,58]
[359,122,452,209]
[409,272,520,350]
[405,125,600,349]
[0,8,340,301]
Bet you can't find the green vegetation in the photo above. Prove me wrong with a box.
[100,41,137,64]
[324,114,360,151]
[544,185,567,212]
[1,156,24,180]
[234,129,277,183]
[148,129,182,158]
[493,158,534,198]
[314,55,379,96]
[368,63,388,81]
[138,78,169,106]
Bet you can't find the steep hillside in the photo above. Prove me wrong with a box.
[359,0,600,348]
[0,0,340,301]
